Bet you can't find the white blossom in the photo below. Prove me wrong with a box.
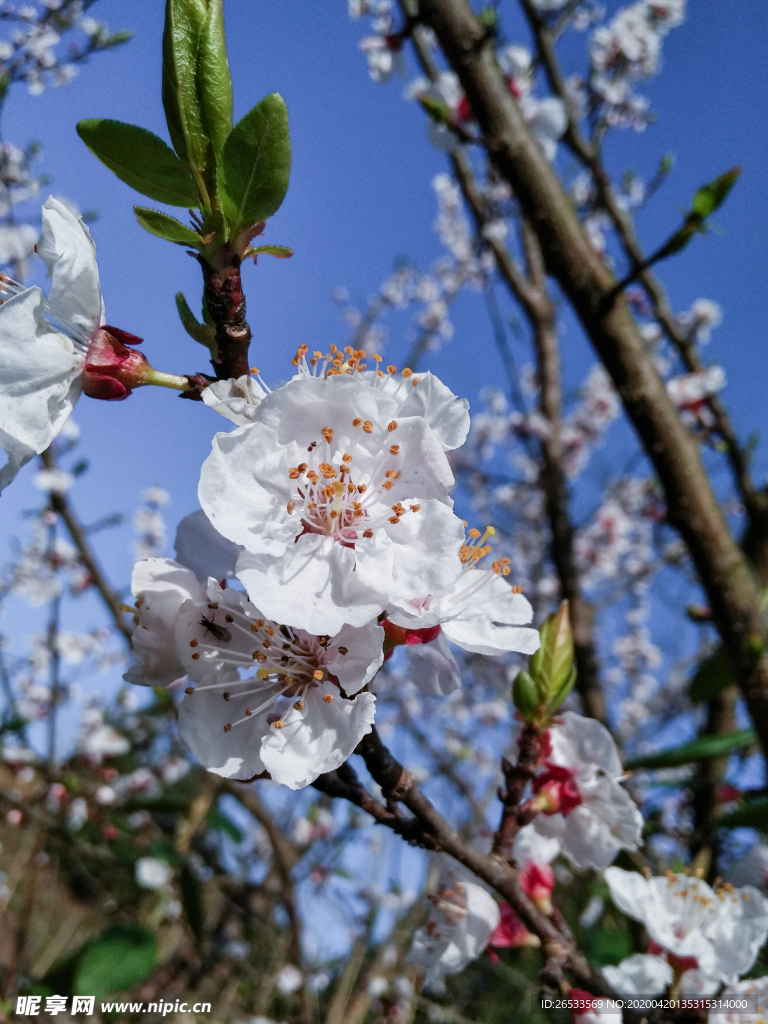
[407,860,500,988]
[135,857,172,890]
[199,368,466,635]
[0,196,102,491]
[528,712,643,870]
[604,867,768,985]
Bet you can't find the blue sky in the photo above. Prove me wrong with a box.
[1,0,766,750]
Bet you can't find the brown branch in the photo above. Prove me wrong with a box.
[413,0,768,765]
[491,722,544,860]
[198,246,252,381]
[519,0,768,561]
[405,15,606,723]
[40,448,132,643]
[353,727,602,992]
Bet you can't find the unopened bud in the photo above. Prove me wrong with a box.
[513,670,540,720]
[83,326,190,401]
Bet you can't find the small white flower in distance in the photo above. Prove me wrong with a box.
[135,857,172,890]
[0,196,102,492]
[727,844,768,891]
[176,581,381,789]
[33,467,74,494]
[123,557,207,687]
[199,355,465,635]
[387,523,540,658]
[174,510,243,583]
[275,964,303,995]
[710,976,768,1024]
[407,860,500,987]
[602,952,673,996]
[202,374,269,426]
[512,821,561,867]
[604,866,768,985]
[527,712,642,871]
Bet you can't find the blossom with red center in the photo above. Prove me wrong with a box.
[488,902,540,953]
[520,862,555,914]
[531,762,583,815]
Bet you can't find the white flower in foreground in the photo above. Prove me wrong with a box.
[604,867,768,985]
[408,861,500,988]
[527,712,642,871]
[176,580,381,789]
[123,557,207,687]
[710,977,768,1024]
[359,367,470,451]
[0,196,101,491]
[135,857,172,890]
[403,631,462,696]
[174,509,242,583]
[199,368,465,635]
[602,953,673,996]
[387,524,540,657]
[512,821,561,867]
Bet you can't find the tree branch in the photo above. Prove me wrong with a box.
[413,0,768,765]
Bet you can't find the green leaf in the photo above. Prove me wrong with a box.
[162,0,208,172]
[76,119,198,207]
[692,167,741,218]
[175,291,217,349]
[179,861,205,943]
[73,924,156,998]
[134,206,202,247]
[529,601,574,703]
[222,93,291,234]
[718,798,768,831]
[625,730,756,771]
[689,646,734,704]
[244,244,294,259]
[418,95,451,124]
[206,806,244,842]
[198,0,232,159]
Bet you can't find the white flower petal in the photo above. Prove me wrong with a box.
[236,536,384,636]
[602,954,672,997]
[178,682,270,781]
[174,510,243,582]
[123,557,207,687]
[37,196,103,332]
[404,632,461,696]
[260,686,376,790]
[0,287,82,458]
[360,370,470,451]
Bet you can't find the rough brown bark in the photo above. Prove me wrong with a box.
[199,244,252,380]
[414,0,768,762]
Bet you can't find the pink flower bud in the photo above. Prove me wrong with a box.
[382,619,442,649]
[520,862,555,915]
[530,762,582,816]
[82,326,151,401]
[489,903,540,950]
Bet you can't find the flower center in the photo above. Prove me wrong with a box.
[184,601,345,733]
[286,419,421,545]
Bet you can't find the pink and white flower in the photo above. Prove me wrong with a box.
[198,368,466,635]
[526,712,643,870]
[604,867,768,986]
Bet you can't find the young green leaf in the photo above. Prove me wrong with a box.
[175,291,217,350]
[625,729,756,771]
[244,244,294,260]
[692,167,741,219]
[134,206,202,248]
[198,0,232,159]
[222,93,291,235]
[512,670,540,720]
[162,0,208,172]
[76,119,199,207]
[529,600,574,703]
